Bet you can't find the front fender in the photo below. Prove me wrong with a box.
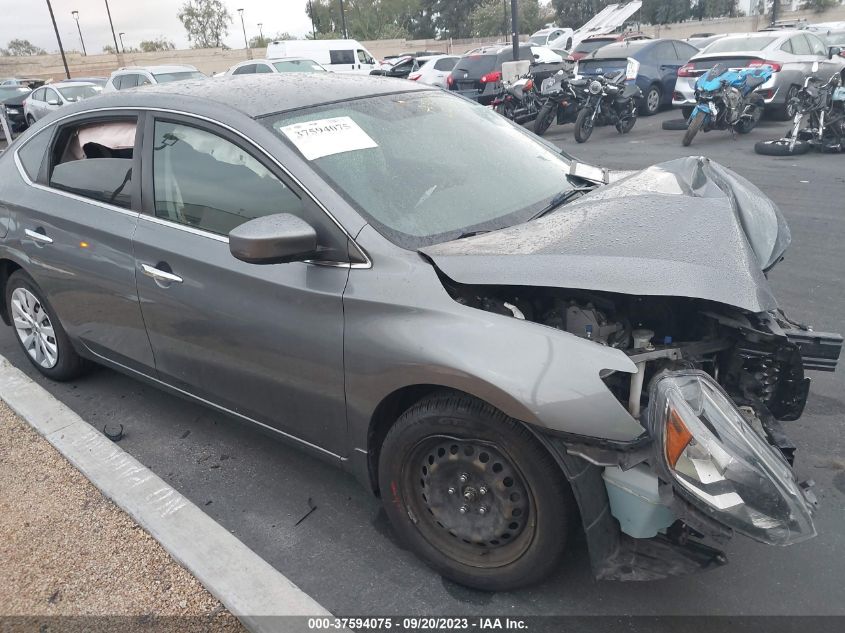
[343,228,643,455]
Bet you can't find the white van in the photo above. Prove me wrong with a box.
[266,40,378,74]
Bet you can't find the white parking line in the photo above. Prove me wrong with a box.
[0,353,337,633]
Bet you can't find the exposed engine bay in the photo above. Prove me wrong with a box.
[442,277,841,458]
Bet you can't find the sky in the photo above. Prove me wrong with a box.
[0,0,313,54]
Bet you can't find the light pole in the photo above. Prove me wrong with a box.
[339,0,348,39]
[511,0,518,62]
[237,8,251,58]
[71,10,86,56]
[46,0,71,79]
[257,22,263,44]
[103,0,121,58]
[118,32,126,54]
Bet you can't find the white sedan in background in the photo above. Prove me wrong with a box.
[407,55,460,88]
[23,82,100,124]
[226,57,328,75]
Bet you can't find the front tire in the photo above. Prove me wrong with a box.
[736,106,762,134]
[5,270,88,381]
[774,85,798,121]
[533,102,556,136]
[574,108,595,143]
[682,110,707,147]
[640,85,661,116]
[378,392,575,591]
[754,139,811,156]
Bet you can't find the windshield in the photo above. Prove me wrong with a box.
[153,71,206,83]
[575,39,614,54]
[0,86,29,99]
[706,36,776,53]
[265,91,573,248]
[274,59,326,72]
[58,85,100,101]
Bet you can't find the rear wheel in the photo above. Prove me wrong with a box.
[4,270,88,381]
[26,114,35,126]
[736,106,762,134]
[616,114,636,134]
[754,139,811,156]
[533,102,556,136]
[640,85,661,116]
[378,392,575,591]
[574,108,595,143]
[682,110,707,147]
[774,85,799,121]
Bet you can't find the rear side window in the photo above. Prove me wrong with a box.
[780,39,794,54]
[806,34,827,56]
[672,41,698,62]
[434,57,457,71]
[233,64,256,75]
[119,74,139,89]
[17,130,52,181]
[790,35,812,55]
[48,118,137,209]
[329,49,355,65]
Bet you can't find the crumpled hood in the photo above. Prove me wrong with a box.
[421,156,791,314]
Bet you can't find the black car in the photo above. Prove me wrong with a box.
[0,85,32,136]
[370,55,424,79]
[448,44,563,105]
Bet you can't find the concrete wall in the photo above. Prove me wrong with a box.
[2,6,845,83]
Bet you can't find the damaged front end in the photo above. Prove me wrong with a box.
[422,156,842,581]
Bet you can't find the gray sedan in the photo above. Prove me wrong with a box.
[0,74,838,591]
[673,30,845,119]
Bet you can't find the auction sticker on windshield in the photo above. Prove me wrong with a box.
[279,116,378,160]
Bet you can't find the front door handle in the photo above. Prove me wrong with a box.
[25,228,53,244]
[141,263,183,284]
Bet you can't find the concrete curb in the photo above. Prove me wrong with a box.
[0,353,334,633]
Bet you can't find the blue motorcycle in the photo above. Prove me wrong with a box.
[682,63,773,147]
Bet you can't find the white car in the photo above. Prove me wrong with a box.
[267,39,378,74]
[531,27,574,50]
[407,55,460,88]
[23,82,100,124]
[673,30,845,119]
[226,57,328,75]
[103,65,205,92]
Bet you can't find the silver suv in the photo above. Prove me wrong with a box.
[103,65,205,91]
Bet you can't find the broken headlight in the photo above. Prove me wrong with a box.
[647,370,815,546]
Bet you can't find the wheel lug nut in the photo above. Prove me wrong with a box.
[478,486,488,496]
[459,473,469,483]
[478,506,488,515]
[459,505,469,514]
[447,486,456,495]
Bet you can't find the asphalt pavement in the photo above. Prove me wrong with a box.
[1,109,844,617]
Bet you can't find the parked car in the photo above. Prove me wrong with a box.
[267,39,378,74]
[0,78,45,89]
[227,57,328,75]
[72,77,109,89]
[576,39,699,115]
[569,32,651,61]
[531,26,574,50]
[447,44,563,104]
[673,31,845,119]
[0,73,837,592]
[408,55,460,88]
[23,82,101,125]
[104,65,206,92]
[0,85,32,137]
[820,30,845,58]
[370,55,426,79]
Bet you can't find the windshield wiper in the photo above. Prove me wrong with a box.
[455,230,491,240]
[528,187,594,221]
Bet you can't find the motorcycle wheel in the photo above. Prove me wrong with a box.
[753,139,811,156]
[534,102,556,136]
[574,108,595,144]
[682,111,707,147]
[736,107,762,134]
[616,114,636,134]
[495,101,515,120]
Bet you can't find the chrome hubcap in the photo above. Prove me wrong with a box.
[11,287,59,369]
[648,89,660,111]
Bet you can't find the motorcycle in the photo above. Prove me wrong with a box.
[533,70,581,136]
[755,70,845,156]
[682,63,772,147]
[571,70,640,144]
[491,75,542,124]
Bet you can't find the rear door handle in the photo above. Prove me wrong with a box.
[25,228,53,244]
[141,263,183,284]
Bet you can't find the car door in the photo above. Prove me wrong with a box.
[652,42,681,98]
[12,112,155,371]
[133,113,351,454]
[805,32,841,79]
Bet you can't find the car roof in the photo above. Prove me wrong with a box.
[114,65,198,74]
[83,74,433,119]
[52,81,97,88]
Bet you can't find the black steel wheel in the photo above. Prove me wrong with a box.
[574,108,595,143]
[533,101,556,136]
[379,392,575,591]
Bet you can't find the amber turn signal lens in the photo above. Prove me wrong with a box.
[665,407,693,468]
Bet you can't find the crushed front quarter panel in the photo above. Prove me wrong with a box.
[421,157,789,314]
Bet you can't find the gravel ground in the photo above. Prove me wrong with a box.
[0,400,246,632]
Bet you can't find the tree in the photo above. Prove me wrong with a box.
[641,0,691,24]
[250,32,296,48]
[551,0,611,29]
[140,37,176,52]
[802,0,839,12]
[306,1,427,40]
[469,0,550,38]
[1,39,46,56]
[178,0,231,48]
[422,0,486,38]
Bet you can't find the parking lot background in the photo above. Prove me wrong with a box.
[1,110,844,615]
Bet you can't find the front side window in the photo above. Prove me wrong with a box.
[268,91,573,249]
[153,71,205,83]
[329,49,355,65]
[48,118,137,209]
[255,64,273,73]
[31,88,45,101]
[152,121,305,236]
[806,34,827,56]
[357,50,374,64]
[45,88,60,104]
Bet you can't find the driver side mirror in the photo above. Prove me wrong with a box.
[830,46,842,59]
[229,213,317,264]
